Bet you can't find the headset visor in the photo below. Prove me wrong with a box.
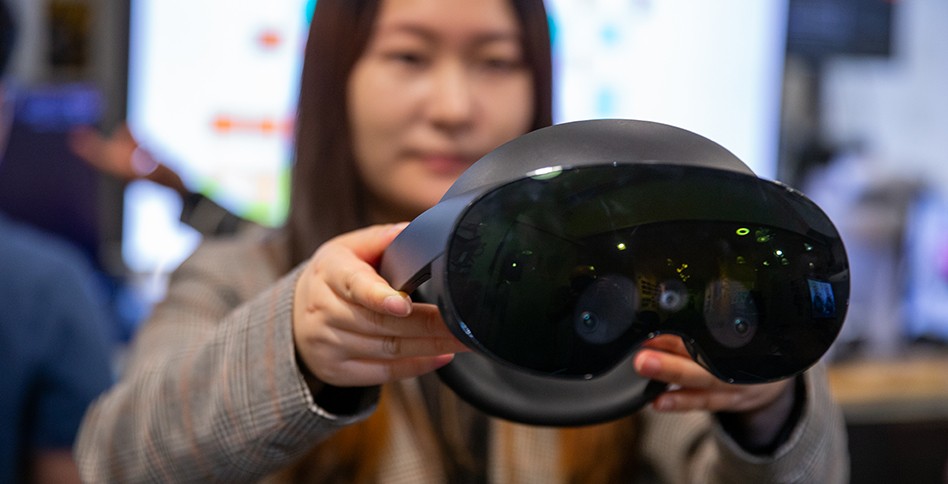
[441,163,848,383]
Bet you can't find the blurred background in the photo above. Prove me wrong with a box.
[1,0,946,482]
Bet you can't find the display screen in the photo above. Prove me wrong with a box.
[786,0,894,60]
[124,0,311,273]
[903,190,948,341]
[124,0,787,275]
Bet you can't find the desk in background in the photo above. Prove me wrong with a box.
[828,353,948,484]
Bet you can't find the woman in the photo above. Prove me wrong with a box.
[76,0,848,482]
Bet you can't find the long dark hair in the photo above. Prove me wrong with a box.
[282,0,553,268]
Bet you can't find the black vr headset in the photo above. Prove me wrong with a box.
[380,119,849,426]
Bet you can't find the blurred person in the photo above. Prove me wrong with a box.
[0,1,114,482]
[69,123,249,236]
[76,0,848,482]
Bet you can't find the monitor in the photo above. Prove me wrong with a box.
[786,0,895,61]
[123,0,310,275]
[903,189,948,342]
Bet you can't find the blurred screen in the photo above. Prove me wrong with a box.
[124,0,787,275]
[124,0,310,273]
[903,190,948,341]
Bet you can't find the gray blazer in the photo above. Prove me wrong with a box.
[76,228,849,483]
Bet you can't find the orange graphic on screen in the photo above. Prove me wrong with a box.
[257,29,283,49]
[211,114,294,136]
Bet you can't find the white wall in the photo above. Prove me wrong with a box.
[822,0,948,190]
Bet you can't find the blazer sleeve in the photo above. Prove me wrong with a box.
[639,362,849,483]
[75,236,378,482]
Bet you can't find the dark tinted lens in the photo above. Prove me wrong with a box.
[442,164,848,381]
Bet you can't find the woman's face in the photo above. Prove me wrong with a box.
[348,0,535,222]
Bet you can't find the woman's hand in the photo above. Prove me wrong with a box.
[634,335,797,447]
[292,223,470,388]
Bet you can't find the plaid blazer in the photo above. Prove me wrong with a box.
[76,228,849,483]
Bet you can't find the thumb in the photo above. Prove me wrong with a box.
[333,222,410,266]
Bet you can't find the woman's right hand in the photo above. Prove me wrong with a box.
[292,223,470,387]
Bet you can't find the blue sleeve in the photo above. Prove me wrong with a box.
[30,256,115,449]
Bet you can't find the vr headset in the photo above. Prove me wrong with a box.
[380,119,849,426]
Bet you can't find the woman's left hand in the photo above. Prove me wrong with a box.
[634,334,797,446]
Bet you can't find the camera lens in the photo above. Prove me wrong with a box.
[703,278,758,348]
[573,275,639,345]
[658,280,689,312]
[578,311,598,331]
[576,311,599,339]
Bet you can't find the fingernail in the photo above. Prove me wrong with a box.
[384,222,410,237]
[433,354,455,369]
[383,293,411,316]
[635,354,661,376]
[654,396,674,411]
